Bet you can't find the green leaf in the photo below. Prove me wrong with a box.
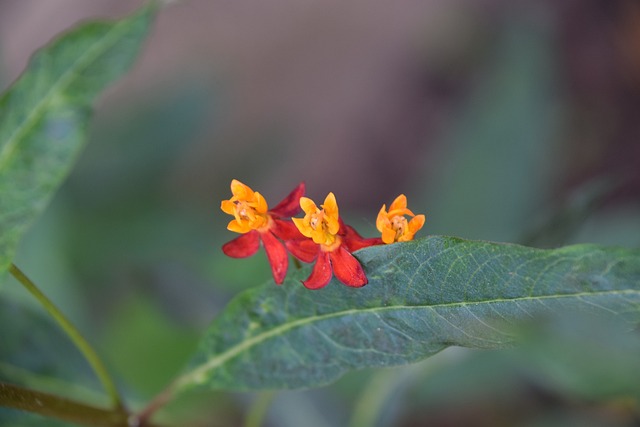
[0,5,154,277]
[177,236,640,393]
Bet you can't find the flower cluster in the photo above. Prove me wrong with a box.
[220,180,425,289]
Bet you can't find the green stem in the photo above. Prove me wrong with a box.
[348,361,436,427]
[134,383,176,427]
[9,264,124,412]
[0,381,128,427]
[244,392,275,427]
[348,370,397,427]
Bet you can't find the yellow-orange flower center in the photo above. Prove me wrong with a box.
[293,192,340,247]
[390,215,408,240]
[376,194,425,244]
[221,179,271,234]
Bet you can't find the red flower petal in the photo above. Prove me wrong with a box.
[271,219,305,241]
[269,182,305,217]
[302,251,332,289]
[329,246,368,287]
[340,223,382,252]
[285,239,319,263]
[348,237,383,251]
[260,231,289,285]
[222,230,260,258]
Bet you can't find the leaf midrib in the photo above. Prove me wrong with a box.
[175,288,639,390]
[0,19,129,171]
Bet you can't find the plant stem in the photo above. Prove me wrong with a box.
[9,264,125,412]
[0,381,129,427]
[244,392,275,427]
[347,369,397,427]
[348,361,436,427]
[134,383,176,427]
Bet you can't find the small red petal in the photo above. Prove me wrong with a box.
[285,239,319,263]
[337,219,357,240]
[271,219,305,241]
[222,231,260,258]
[269,182,305,217]
[329,246,368,287]
[340,223,383,252]
[302,251,333,289]
[337,218,349,235]
[346,236,383,251]
[260,231,289,284]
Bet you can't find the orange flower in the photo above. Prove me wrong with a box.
[221,180,270,233]
[290,193,368,289]
[292,193,340,247]
[376,194,425,244]
[221,180,305,284]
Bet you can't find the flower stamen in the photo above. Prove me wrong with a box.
[391,215,407,240]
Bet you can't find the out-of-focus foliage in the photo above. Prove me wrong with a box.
[100,295,200,397]
[0,295,104,426]
[0,5,153,279]
[388,315,640,427]
[425,9,560,242]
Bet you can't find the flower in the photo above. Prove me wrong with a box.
[290,193,368,289]
[376,194,425,244]
[221,179,305,284]
[292,193,340,246]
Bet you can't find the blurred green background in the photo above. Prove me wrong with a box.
[1,0,639,426]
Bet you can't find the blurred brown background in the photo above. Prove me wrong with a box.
[2,0,639,218]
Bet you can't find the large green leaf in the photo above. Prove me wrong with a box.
[177,236,640,393]
[0,5,154,276]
